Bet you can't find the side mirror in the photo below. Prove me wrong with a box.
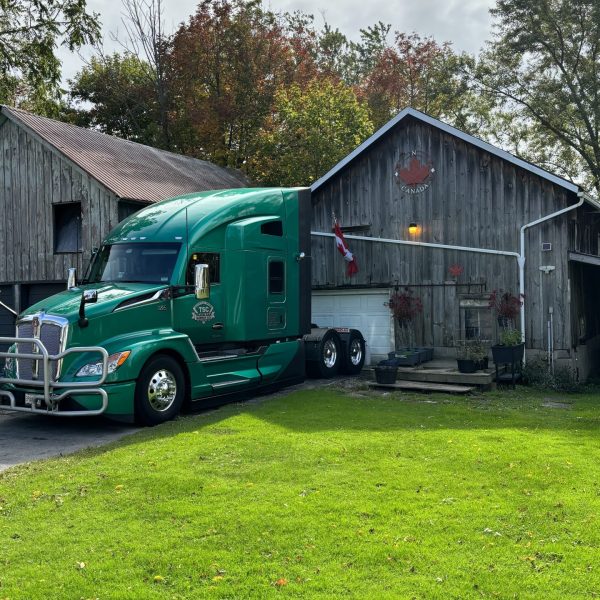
[67,267,77,290]
[83,289,98,303]
[194,264,210,299]
[78,289,98,328]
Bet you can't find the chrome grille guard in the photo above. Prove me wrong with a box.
[0,336,109,416]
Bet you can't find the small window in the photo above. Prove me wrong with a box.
[187,253,220,285]
[459,297,493,340]
[261,220,283,236]
[269,261,285,294]
[54,203,82,253]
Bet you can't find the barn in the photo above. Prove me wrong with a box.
[310,107,600,379]
[0,105,246,347]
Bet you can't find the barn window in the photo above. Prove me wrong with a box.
[53,203,82,253]
[459,297,493,341]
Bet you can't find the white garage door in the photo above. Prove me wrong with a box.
[311,289,393,365]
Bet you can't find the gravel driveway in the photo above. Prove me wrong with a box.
[0,409,140,472]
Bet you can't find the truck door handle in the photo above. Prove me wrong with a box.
[212,323,224,330]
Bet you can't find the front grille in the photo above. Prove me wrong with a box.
[16,319,66,381]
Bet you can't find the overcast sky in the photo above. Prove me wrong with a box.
[58,0,495,82]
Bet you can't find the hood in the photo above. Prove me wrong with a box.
[20,282,168,323]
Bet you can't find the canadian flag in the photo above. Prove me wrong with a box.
[334,220,359,277]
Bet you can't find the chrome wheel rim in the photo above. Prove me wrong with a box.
[349,339,363,366]
[147,369,177,412]
[323,339,338,368]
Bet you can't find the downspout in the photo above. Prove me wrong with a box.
[518,191,587,360]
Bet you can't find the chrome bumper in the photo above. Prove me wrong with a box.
[0,337,109,417]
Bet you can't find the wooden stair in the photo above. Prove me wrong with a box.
[368,380,474,394]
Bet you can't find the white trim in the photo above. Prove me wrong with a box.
[311,107,580,194]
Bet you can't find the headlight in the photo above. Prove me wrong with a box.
[76,351,131,377]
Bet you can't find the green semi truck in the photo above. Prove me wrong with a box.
[0,188,365,424]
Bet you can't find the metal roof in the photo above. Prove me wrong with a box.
[311,107,581,194]
[1,105,248,202]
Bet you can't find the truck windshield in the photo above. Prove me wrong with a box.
[87,243,181,284]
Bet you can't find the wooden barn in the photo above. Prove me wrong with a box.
[310,108,600,379]
[0,105,246,346]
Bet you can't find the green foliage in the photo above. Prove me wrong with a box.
[522,357,580,392]
[69,54,162,145]
[2,388,600,596]
[0,0,100,96]
[249,79,373,186]
[472,0,600,193]
[499,328,522,346]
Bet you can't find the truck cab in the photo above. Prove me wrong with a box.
[0,188,364,424]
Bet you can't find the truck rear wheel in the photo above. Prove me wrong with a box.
[343,331,366,375]
[135,355,184,426]
[307,330,341,378]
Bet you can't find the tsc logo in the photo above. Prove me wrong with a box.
[192,301,215,323]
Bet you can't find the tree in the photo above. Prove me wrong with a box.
[0,0,100,96]
[249,78,373,186]
[170,0,309,167]
[360,32,472,130]
[473,0,600,193]
[69,53,160,144]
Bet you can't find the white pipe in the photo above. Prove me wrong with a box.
[311,231,520,259]
[518,192,587,354]
[0,299,17,317]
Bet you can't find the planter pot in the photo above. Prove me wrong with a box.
[491,343,524,364]
[388,347,433,365]
[374,365,398,384]
[457,358,478,373]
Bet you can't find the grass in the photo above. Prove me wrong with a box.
[2,386,600,598]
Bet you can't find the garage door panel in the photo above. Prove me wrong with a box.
[312,290,392,365]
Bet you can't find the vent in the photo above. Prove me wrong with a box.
[16,320,64,380]
[542,242,552,251]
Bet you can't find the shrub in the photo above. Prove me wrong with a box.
[522,357,580,392]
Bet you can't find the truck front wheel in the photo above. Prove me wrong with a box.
[135,355,185,426]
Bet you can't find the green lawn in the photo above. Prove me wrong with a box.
[2,386,600,598]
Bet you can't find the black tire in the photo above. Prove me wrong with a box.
[135,354,185,426]
[307,330,341,378]
[342,331,366,375]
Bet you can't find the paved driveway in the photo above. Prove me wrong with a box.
[0,410,140,472]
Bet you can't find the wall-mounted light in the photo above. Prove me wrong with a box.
[408,222,418,235]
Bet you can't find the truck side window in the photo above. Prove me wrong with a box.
[187,253,220,285]
[261,220,283,236]
[269,260,285,294]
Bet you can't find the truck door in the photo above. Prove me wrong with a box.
[172,252,225,346]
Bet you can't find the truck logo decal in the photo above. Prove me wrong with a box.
[192,301,215,323]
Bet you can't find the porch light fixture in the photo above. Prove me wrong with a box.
[408,222,418,235]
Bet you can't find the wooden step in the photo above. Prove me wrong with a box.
[368,380,475,394]
[394,366,493,386]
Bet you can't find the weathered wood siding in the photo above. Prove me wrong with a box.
[311,116,576,351]
[0,118,120,284]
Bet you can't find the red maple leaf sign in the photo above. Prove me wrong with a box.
[398,157,432,186]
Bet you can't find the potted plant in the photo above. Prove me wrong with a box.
[455,339,488,373]
[386,289,433,364]
[491,327,524,364]
[374,361,399,384]
[488,289,523,329]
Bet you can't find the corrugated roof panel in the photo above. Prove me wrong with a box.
[2,105,248,202]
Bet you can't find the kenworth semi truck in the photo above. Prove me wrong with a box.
[0,188,365,424]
